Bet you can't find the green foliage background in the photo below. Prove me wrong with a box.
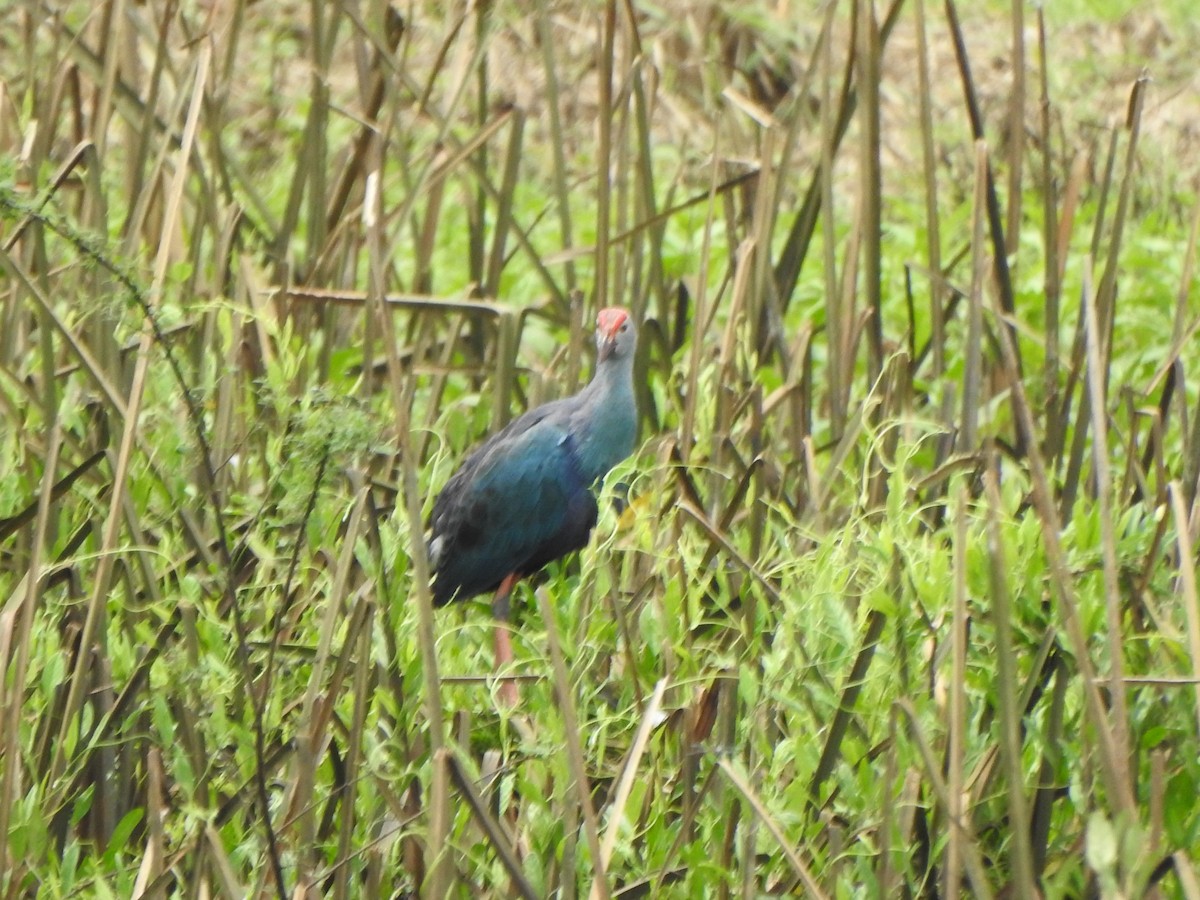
[1,0,1200,896]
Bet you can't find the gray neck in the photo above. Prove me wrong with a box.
[571,352,637,481]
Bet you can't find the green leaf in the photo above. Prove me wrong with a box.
[103,808,145,864]
[1085,812,1117,875]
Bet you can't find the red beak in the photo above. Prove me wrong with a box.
[595,308,628,362]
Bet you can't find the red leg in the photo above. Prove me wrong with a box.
[492,573,520,707]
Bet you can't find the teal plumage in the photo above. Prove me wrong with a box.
[429,308,637,607]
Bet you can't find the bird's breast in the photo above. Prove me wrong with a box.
[575,411,636,483]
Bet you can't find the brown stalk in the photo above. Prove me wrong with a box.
[322,3,405,238]
[772,0,905,317]
[121,0,176,246]
[896,700,995,898]
[1094,76,1148,354]
[589,679,668,898]
[982,464,1037,897]
[287,489,371,882]
[0,450,104,543]
[1043,152,1086,464]
[130,747,166,897]
[945,483,968,897]
[1168,483,1200,739]
[483,110,526,298]
[857,0,883,385]
[913,0,944,382]
[0,252,128,418]
[1060,134,1117,511]
[331,601,377,900]
[630,59,668,322]
[716,757,829,899]
[961,141,988,452]
[1081,263,1132,771]
[535,585,611,898]
[1005,0,1025,255]
[1063,77,1147,519]
[677,501,781,608]
[0,418,63,875]
[808,606,887,806]
[534,0,577,291]
[52,37,210,788]
[469,0,490,292]
[679,132,723,457]
[943,0,1021,383]
[204,823,246,897]
[1036,8,1060,430]
[91,0,126,161]
[363,117,451,892]
[818,9,844,432]
[444,749,539,900]
[986,243,1136,816]
[1029,652,1067,878]
[595,0,617,307]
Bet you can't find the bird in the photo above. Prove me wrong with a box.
[427,307,638,705]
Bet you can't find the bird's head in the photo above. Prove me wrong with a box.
[595,307,636,362]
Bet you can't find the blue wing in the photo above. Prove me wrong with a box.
[429,405,599,605]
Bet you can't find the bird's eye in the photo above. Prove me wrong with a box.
[619,322,628,332]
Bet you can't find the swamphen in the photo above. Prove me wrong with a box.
[428,307,638,704]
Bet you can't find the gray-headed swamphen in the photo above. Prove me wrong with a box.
[428,307,638,704]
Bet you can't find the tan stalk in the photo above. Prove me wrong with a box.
[715,757,829,899]
[535,586,610,898]
[0,417,63,874]
[1168,483,1200,739]
[1081,262,1132,773]
[945,483,968,898]
[982,465,1037,897]
[53,42,210,785]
